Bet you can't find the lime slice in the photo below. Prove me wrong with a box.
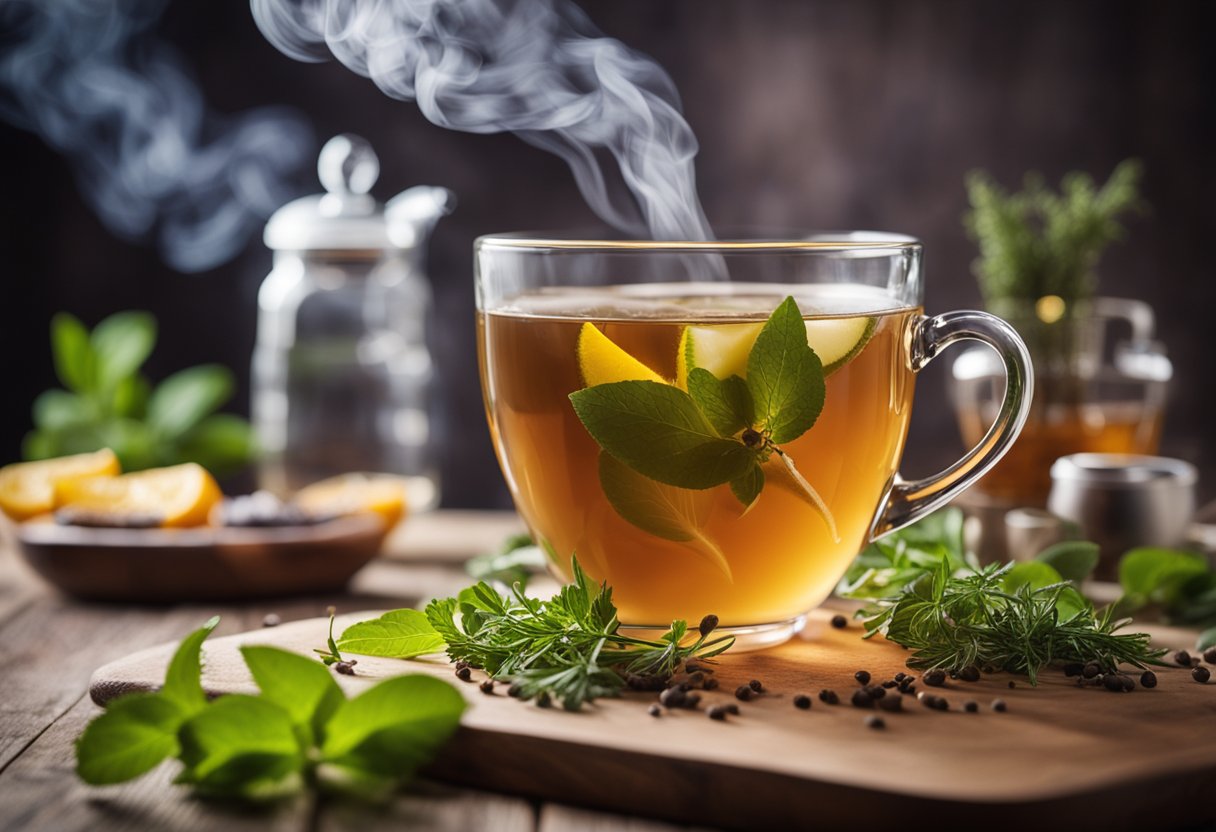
[677,315,876,387]
[577,323,666,386]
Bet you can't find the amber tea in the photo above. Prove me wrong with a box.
[479,285,920,628]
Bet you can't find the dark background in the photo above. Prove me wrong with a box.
[3,0,1214,507]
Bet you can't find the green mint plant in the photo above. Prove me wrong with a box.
[569,296,837,558]
[25,311,255,474]
[76,617,465,799]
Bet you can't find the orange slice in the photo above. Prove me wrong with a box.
[55,463,221,528]
[0,449,120,521]
[295,473,409,529]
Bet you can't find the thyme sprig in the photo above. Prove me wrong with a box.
[425,557,733,710]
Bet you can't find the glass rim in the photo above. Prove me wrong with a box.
[475,229,922,253]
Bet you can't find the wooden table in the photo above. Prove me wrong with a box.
[0,511,690,832]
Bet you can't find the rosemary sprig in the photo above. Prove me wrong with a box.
[425,557,733,710]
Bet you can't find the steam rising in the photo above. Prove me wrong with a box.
[0,0,313,272]
[251,0,712,241]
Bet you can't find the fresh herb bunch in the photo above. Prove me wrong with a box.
[964,159,1145,312]
[426,557,734,710]
[841,509,1165,683]
[25,311,255,474]
[75,617,464,799]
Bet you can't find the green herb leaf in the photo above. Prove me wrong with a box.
[91,311,156,391]
[598,452,731,580]
[32,389,93,432]
[1197,627,1216,653]
[1118,548,1209,608]
[321,676,465,779]
[75,693,183,785]
[336,610,447,659]
[465,537,546,589]
[160,616,219,715]
[729,463,764,510]
[148,365,234,440]
[240,646,345,740]
[1003,561,1064,593]
[569,380,755,489]
[174,413,256,473]
[746,297,825,444]
[686,369,753,437]
[1035,540,1099,583]
[51,313,96,395]
[111,374,151,419]
[177,695,304,796]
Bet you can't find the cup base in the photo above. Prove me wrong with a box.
[621,615,806,653]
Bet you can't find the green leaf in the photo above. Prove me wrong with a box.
[112,374,151,419]
[92,311,156,391]
[148,365,234,440]
[569,380,755,489]
[160,616,219,715]
[98,419,158,471]
[336,610,447,659]
[1118,548,1208,605]
[1197,627,1216,653]
[1035,540,1099,583]
[32,389,94,432]
[598,452,732,580]
[173,414,257,473]
[729,463,764,510]
[687,369,754,437]
[51,313,96,394]
[1003,561,1064,593]
[321,675,465,779]
[177,695,303,795]
[465,544,546,589]
[75,693,183,785]
[21,430,57,460]
[745,297,825,444]
[240,646,345,739]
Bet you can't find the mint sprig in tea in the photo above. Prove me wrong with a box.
[479,284,919,627]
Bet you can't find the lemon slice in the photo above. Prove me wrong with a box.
[296,473,409,529]
[676,316,876,387]
[577,323,666,386]
[0,449,121,521]
[55,463,222,528]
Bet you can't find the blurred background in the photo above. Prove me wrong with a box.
[2,0,1213,507]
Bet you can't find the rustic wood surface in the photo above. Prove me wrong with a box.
[3,511,1215,832]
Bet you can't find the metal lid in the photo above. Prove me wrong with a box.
[264,134,454,252]
[1049,453,1198,489]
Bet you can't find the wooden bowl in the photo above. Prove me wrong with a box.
[14,514,389,602]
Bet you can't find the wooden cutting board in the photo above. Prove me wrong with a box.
[90,609,1216,831]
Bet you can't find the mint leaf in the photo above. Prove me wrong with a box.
[1119,548,1208,606]
[1035,541,1099,583]
[569,380,755,489]
[177,695,303,795]
[336,610,447,659]
[1003,561,1064,593]
[32,389,93,432]
[321,675,465,780]
[729,463,764,510]
[92,311,156,391]
[174,413,256,473]
[687,369,753,437]
[75,693,183,785]
[746,297,825,444]
[598,453,731,580]
[240,646,345,740]
[160,616,219,715]
[148,365,234,440]
[51,313,96,394]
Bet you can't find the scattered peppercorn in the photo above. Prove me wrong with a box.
[735,685,754,702]
[894,672,906,682]
[648,704,662,717]
[707,705,728,721]
[626,673,666,692]
[261,613,281,628]
[703,678,720,691]
[818,689,840,705]
[1204,647,1216,665]
[1140,671,1158,689]
[1103,674,1125,693]
[924,669,946,687]
[455,666,472,682]
[959,666,980,683]
[688,671,706,686]
[992,699,1007,712]
[831,614,849,629]
[900,683,917,696]
[1193,666,1211,684]
[922,695,949,711]
[479,680,495,695]
[1063,662,1084,677]
[1083,662,1100,679]
[508,682,524,698]
[1008,681,1016,689]
[851,689,875,709]
[334,660,356,676]
[749,679,764,693]
[660,687,687,708]
[854,670,872,685]
[537,692,553,708]
[964,701,978,713]
[793,694,812,710]
[1175,650,1193,667]
[864,685,887,700]
[455,660,470,671]
[865,715,886,730]
[725,703,740,715]
[877,695,903,713]
[881,680,898,689]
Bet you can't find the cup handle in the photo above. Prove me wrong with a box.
[871,310,1033,538]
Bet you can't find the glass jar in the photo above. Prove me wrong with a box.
[253,134,453,511]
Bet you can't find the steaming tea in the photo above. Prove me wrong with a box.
[479,285,919,627]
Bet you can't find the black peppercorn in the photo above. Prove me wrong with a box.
[735,685,753,702]
[864,684,887,700]
[793,694,812,710]
[725,703,741,715]
[455,666,472,682]
[924,669,946,687]
[881,679,898,689]
[831,614,849,629]
[851,689,875,709]
[334,660,356,676]
[1082,662,1100,679]
[1175,650,1193,667]
[865,715,886,730]
[707,705,728,721]
[1008,681,1016,689]
[854,670,871,685]
[703,678,720,691]
[959,666,980,683]
[1193,666,1211,684]
[818,689,840,705]
[1204,647,1216,665]
[508,682,524,698]
[992,699,1007,712]
[749,679,764,693]
[1103,674,1125,692]
[684,693,702,708]
[660,687,687,708]
[877,694,902,713]
[537,692,552,708]
[894,672,906,682]
[479,680,495,695]
[900,683,916,696]
[1140,670,1158,689]
[648,704,662,717]
[455,660,470,671]
[964,701,978,713]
